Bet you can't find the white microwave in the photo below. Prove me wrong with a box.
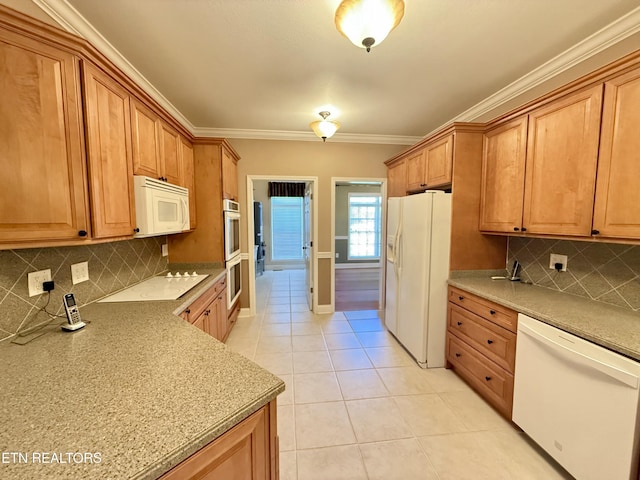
[133,175,190,238]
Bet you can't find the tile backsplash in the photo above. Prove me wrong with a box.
[508,237,640,311]
[0,237,167,341]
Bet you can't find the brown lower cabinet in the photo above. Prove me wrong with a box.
[446,286,517,419]
[159,400,279,480]
[181,276,234,342]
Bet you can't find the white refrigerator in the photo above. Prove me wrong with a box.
[384,191,452,368]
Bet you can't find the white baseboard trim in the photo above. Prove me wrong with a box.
[265,264,304,271]
[335,263,381,269]
[315,304,333,314]
[238,307,252,318]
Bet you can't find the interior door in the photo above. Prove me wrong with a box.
[303,183,313,311]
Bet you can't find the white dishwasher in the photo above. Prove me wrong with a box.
[513,314,640,480]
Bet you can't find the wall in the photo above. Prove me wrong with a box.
[0,237,168,341]
[508,237,640,311]
[335,184,382,265]
[232,139,404,309]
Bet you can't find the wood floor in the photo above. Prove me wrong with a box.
[335,267,380,311]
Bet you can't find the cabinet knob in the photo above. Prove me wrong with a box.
[457,321,463,326]
[455,353,461,358]
[487,339,494,344]
[458,296,464,301]
[591,229,600,235]
[133,227,140,233]
[420,183,427,187]
[485,376,492,381]
[185,308,191,314]
[513,227,520,232]
[205,309,210,315]
[521,227,527,232]
[489,310,496,315]
[78,230,88,237]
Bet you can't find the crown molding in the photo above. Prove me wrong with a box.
[452,5,640,124]
[33,0,196,134]
[192,127,422,145]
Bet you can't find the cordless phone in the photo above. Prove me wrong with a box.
[61,293,86,331]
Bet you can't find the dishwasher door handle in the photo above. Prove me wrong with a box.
[519,322,639,389]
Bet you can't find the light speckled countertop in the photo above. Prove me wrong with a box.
[448,275,640,361]
[0,268,284,480]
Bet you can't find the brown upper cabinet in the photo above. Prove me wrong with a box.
[387,159,407,197]
[479,117,528,233]
[82,62,137,239]
[131,99,184,186]
[405,134,454,192]
[480,85,603,237]
[0,28,90,243]
[221,144,239,201]
[592,66,640,239]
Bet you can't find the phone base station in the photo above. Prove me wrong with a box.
[61,321,86,332]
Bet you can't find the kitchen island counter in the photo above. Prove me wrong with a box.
[448,275,640,362]
[0,268,284,480]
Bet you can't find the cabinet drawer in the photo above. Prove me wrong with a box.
[448,303,516,372]
[182,284,217,323]
[214,277,227,296]
[448,286,517,333]
[447,333,514,418]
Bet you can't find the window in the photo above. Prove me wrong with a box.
[271,197,304,260]
[348,193,382,260]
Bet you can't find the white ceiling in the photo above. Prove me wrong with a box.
[28,0,640,143]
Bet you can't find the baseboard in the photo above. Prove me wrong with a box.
[315,304,333,314]
[265,264,305,271]
[238,307,252,318]
[335,263,381,269]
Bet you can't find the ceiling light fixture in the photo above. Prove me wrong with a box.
[335,0,405,52]
[310,111,340,142]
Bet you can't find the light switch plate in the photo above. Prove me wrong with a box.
[28,269,52,297]
[71,261,89,284]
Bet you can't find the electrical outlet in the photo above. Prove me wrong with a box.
[71,261,89,285]
[28,269,52,297]
[549,253,568,272]
[161,244,169,257]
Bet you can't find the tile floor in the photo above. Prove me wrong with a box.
[225,270,573,480]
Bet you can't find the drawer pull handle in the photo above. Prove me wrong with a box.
[485,376,492,381]
[457,321,463,326]
[487,339,494,344]
[458,296,464,301]
[455,353,461,358]
[489,310,496,315]
[205,309,210,315]
[185,308,191,314]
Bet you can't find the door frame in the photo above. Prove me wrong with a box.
[246,175,319,317]
[330,177,388,313]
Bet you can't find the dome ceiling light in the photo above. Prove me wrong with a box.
[335,0,405,52]
[309,111,340,142]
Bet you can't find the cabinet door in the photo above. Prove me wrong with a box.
[130,99,161,179]
[593,68,640,239]
[425,134,453,187]
[522,86,603,236]
[216,290,229,341]
[180,136,196,229]
[479,117,528,233]
[203,307,218,338]
[405,150,426,191]
[0,31,89,243]
[387,160,407,197]
[159,403,272,480]
[159,122,183,185]
[192,312,206,332]
[221,146,238,201]
[83,63,136,238]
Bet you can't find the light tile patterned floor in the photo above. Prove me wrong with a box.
[225,270,573,480]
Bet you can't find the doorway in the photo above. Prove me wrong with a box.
[246,175,319,317]
[331,178,387,312]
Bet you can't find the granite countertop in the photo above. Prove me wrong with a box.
[0,267,284,480]
[448,274,640,361]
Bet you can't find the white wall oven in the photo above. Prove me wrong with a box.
[224,199,241,261]
[226,253,241,309]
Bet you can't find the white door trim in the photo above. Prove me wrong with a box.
[246,175,319,316]
[330,177,387,313]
